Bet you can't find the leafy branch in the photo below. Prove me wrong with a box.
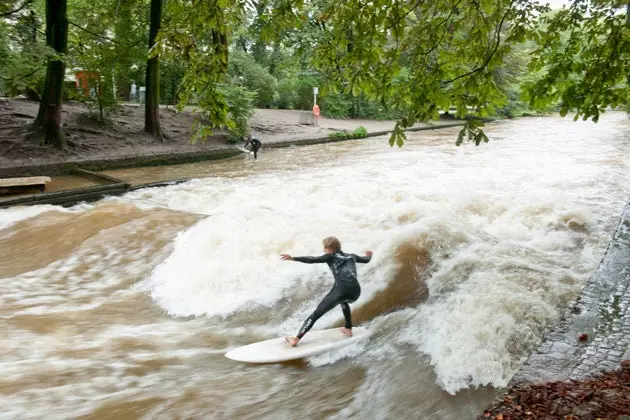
[0,0,33,18]
[68,20,120,44]
[442,0,514,85]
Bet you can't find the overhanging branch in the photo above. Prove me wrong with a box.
[0,0,33,17]
[68,20,120,44]
[442,1,513,85]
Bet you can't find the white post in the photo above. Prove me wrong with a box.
[139,86,146,104]
[313,86,318,106]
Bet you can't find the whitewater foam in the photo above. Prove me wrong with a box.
[140,115,630,396]
[2,113,624,408]
[0,205,79,231]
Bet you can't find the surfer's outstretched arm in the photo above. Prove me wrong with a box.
[280,254,333,264]
[352,251,373,264]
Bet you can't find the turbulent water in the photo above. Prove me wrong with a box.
[1,114,629,419]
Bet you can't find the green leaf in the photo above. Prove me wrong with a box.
[396,132,405,147]
[456,127,466,146]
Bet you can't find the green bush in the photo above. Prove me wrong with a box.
[294,74,320,110]
[183,82,256,144]
[328,126,368,140]
[319,92,404,120]
[352,98,405,120]
[160,59,186,106]
[320,93,352,118]
[491,86,528,118]
[220,83,256,142]
[328,131,349,139]
[276,77,297,109]
[229,51,277,108]
[352,125,368,138]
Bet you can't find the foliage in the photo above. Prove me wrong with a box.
[328,130,349,139]
[259,0,551,146]
[456,119,490,146]
[66,0,148,120]
[220,83,256,143]
[491,42,533,118]
[228,50,277,108]
[276,76,297,109]
[352,125,368,138]
[1,0,627,148]
[523,1,629,122]
[0,3,48,98]
[319,92,406,120]
[496,87,531,118]
[158,0,251,139]
[328,125,368,140]
[0,22,9,94]
[160,59,186,105]
[293,73,319,110]
[320,93,352,119]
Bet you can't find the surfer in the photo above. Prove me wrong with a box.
[280,236,372,347]
[243,135,262,159]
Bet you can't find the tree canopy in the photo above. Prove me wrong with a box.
[0,0,627,147]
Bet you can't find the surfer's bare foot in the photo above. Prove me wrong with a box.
[340,327,353,337]
[285,336,299,347]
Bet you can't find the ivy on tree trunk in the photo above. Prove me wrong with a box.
[33,0,68,148]
[144,0,162,140]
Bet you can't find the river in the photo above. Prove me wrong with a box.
[1,113,629,419]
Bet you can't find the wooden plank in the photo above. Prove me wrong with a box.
[0,182,128,207]
[0,176,51,188]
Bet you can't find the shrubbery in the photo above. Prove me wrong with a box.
[229,51,278,109]
[327,126,368,140]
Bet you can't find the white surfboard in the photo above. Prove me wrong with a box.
[225,327,371,363]
[234,145,253,154]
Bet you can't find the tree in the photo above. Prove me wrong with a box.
[158,1,248,140]
[67,0,147,121]
[228,50,277,108]
[259,0,627,146]
[310,0,545,146]
[8,0,621,151]
[113,0,149,103]
[145,0,163,139]
[32,0,68,148]
[524,1,629,122]
[0,5,47,98]
[0,0,34,18]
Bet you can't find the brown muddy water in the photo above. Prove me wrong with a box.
[1,114,629,419]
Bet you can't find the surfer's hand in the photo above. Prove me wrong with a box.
[280,254,293,261]
[365,251,373,257]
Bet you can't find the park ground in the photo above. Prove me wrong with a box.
[0,98,453,171]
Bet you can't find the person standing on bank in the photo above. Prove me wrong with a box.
[312,104,320,125]
[244,135,262,159]
[280,236,372,347]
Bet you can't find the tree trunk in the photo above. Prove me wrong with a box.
[144,0,162,139]
[212,28,228,75]
[33,0,68,148]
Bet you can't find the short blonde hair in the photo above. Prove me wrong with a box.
[323,236,341,252]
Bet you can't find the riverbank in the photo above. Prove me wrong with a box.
[480,199,630,419]
[481,361,630,419]
[0,99,463,178]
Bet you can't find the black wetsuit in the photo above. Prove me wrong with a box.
[293,251,371,339]
[244,137,261,158]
